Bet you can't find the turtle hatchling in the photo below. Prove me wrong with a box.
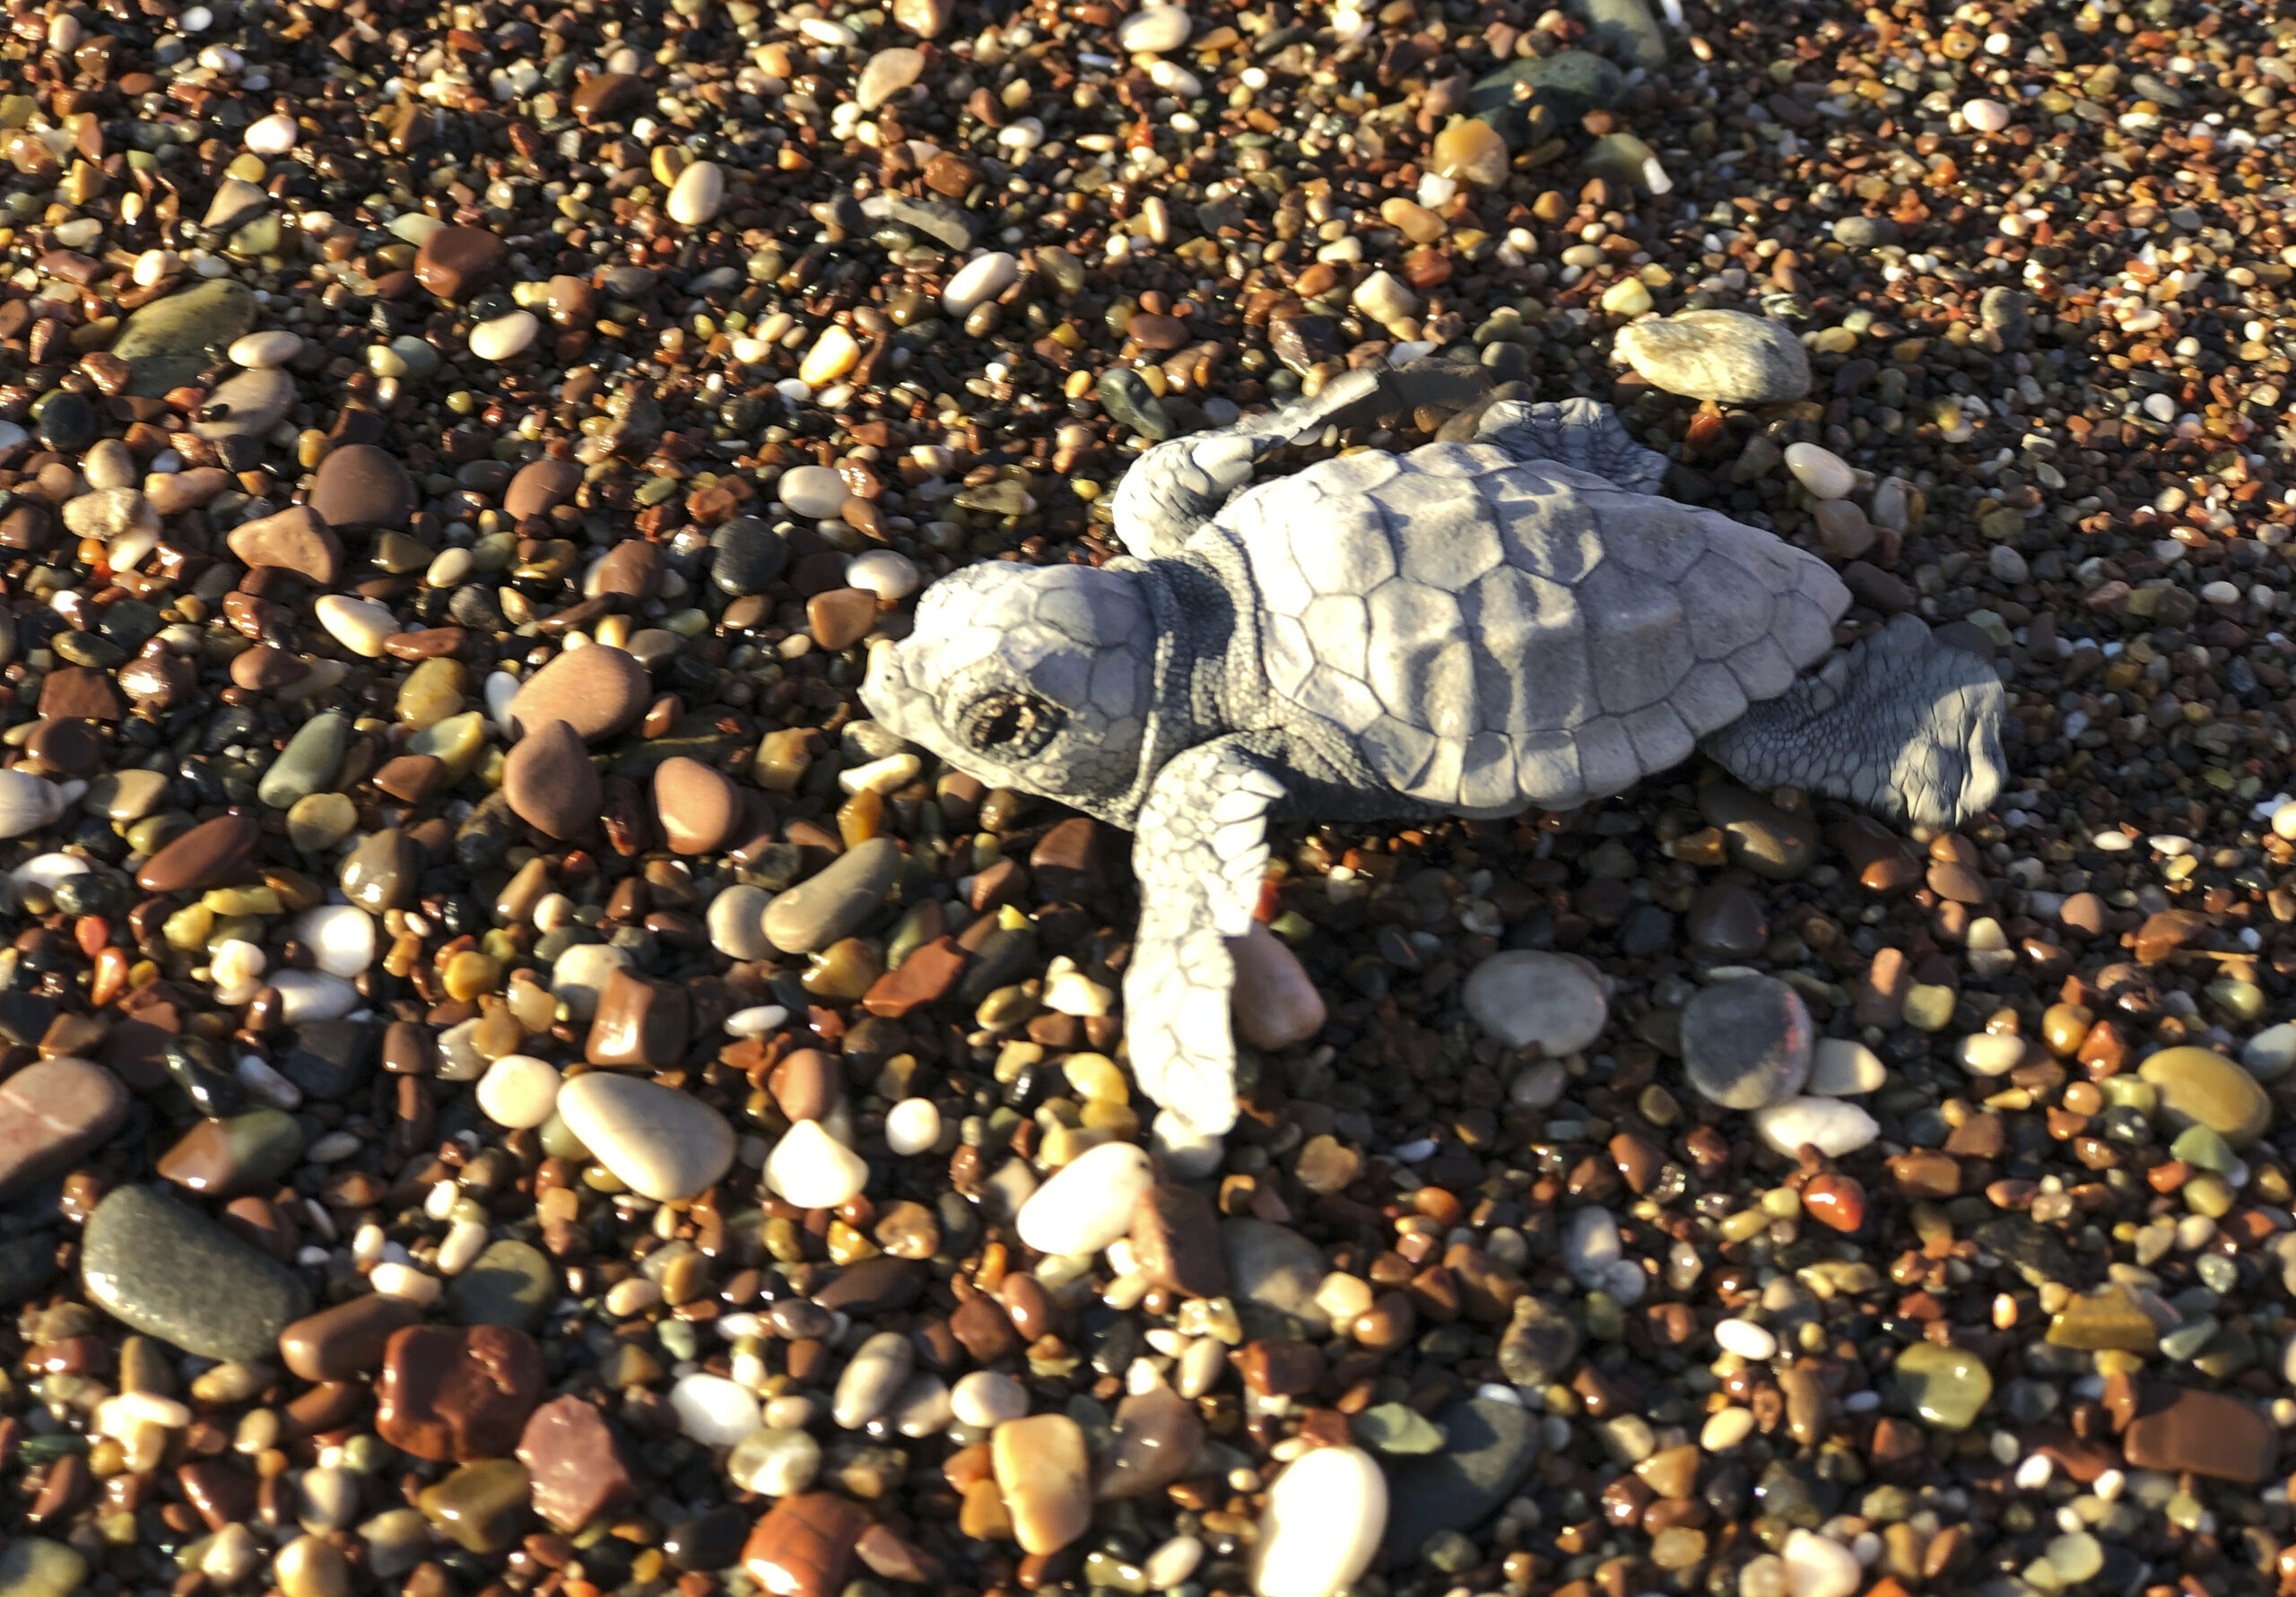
[862,361,2006,1135]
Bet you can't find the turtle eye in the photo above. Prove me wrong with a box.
[962,691,1062,759]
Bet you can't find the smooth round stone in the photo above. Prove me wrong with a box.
[504,457,582,520]
[1613,308,1812,404]
[655,757,743,855]
[555,1073,735,1202]
[1715,1319,1777,1360]
[469,311,539,361]
[1751,1097,1879,1159]
[244,111,299,152]
[1961,97,2011,132]
[1783,442,1855,500]
[885,1098,941,1157]
[798,326,859,386]
[156,1108,302,1196]
[833,1331,914,1428]
[1893,1341,1992,1430]
[1252,1445,1387,1597]
[666,161,726,225]
[1780,1530,1861,1597]
[81,1185,311,1360]
[1462,950,1610,1053]
[0,1057,127,1195]
[776,465,849,520]
[2243,1022,2296,1082]
[855,47,923,108]
[847,548,920,600]
[671,1373,761,1446]
[502,718,601,839]
[0,770,67,839]
[229,329,304,368]
[310,444,417,528]
[942,251,1019,316]
[1116,4,1190,49]
[707,884,771,961]
[1222,1218,1331,1335]
[193,368,296,439]
[258,712,351,809]
[1958,1032,2023,1077]
[84,768,170,823]
[764,837,901,953]
[710,519,789,596]
[293,904,375,979]
[551,942,632,1020]
[1231,924,1326,1051]
[1807,1037,1884,1096]
[476,1055,561,1129]
[726,1428,822,1496]
[0,1541,89,1597]
[271,969,358,1024]
[952,1370,1029,1428]
[316,595,395,656]
[509,647,650,742]
[766,1119,869,1210]
[1680,976,1812,1109]
[1015,1141,1154,1258]
[445,1239,554,1332]
[2139,1046,2273,1148]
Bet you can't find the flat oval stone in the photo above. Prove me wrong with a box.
[707,883,771,961]
[194,368,297,439]
[82,1185,312,1360]
[258,712,350,809]
[764,837,901,953]
[1750,1096,1878,1159]
[445,1239,555,1332]
[503,458,582,521]
[654,756,742,855]
[509,647,649,743]
[1096,1381,1205,1500]
[1016,1141,1154,1258]
[309,444,417,528]
[137,812,259,892]
[113,279,255,396]
[518,1395,636,1532]
[1463,950,1610,1053]
[155,1108,303,1197]
[2138,1046,2273,1148]
[502,719,599,840]
[555,1072,735,1202]
[413,226,506,300]
[279,1292,423,1382]
[777,465,848,519]
[1614,309,1813,404]
[1252,1445,1387,1597]
[0,1057,127,1196]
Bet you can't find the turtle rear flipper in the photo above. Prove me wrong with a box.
[1476,397,1668,494]
[1701,613,2006,828]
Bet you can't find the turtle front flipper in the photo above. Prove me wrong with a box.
[1109,365,1397,559]
[1122,736,1290,1135]
[1476,397,1668,494]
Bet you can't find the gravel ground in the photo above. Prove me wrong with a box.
[1,0,2294,1595]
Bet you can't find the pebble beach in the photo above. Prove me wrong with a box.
[0,0,2292,1595]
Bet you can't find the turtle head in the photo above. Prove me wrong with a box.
[862,560,1157,812]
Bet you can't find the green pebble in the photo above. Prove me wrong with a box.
[1893,1341,1991,1431]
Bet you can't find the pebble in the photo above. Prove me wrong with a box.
[856,48,924,109]
[1253,1445,1387,1597]
[1231,924,1326,1049]
[777,465,851,519]
[518,1396,636,1532]
[1779,1530,1861,1597]
[377,1324,542,1461]
[81,1185,311,1360]
[667,161,726,225]
[0,1542,86,1597]
[469,311,539,361]
[765,837,901,952]
[554,1073,735,1201]
[1430,117,1510,187]
[1016,1141,1155,1256]
[279,1293,422,1382]
[1613,309,1812,403]
[1117,4,1191,50]
[1222,1218,1332,1335]
[944,252,1021,316]
[992,1413,1092,1554]
[315,594,396,656]
[1892,1342,1992,1431]
[708,883,773,960]
[672,1373,763,1445]
[1680,976,1812,1108]
[655,757,744,855]
[309,444,416,528]
[1806,1037,1883,1095]
[476,1055,561,1129]
[0,771,68,838]
[194,368,296,438]
[1461,950,1609,1053]
[766,1118,871,1209]
[832,1331,913,1428]
[1750,1097,1879,1159]
[1382,1399,1541,1553]
[0,1056,127,1195]
[2138,1046,2273,1147]
[952,1370,1029,1428]
[509,645,650,742]
[1782,442,1856,500]
[293,905,375,979]
[743,1493,868,1597]
[502,717,602,838]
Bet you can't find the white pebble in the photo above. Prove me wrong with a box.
[778,464,849,519]
[765,1118,870,1209]
[1750,1097,1879,1159]
[370,1263,440,1306]
[951,1370,1030,1428]
[1781,1529,1862,1597]
[1116,4,1191,51]
[1463,950,1610,1054]
[207,939,266,1005]
[848,548,921,600]
[1783,441,1856,500]
[293,904,376,980]
[1714,1319,1778,1360]
[670,1373,762,1446]
[468,310,538,362]
[885,1098,942,1157]
[666,161,726,227]
[244,113,299,153]
[229,330,304,369]
[1961,98,2011,133]
[943,251,1019,316]
[1015,1141,1154,1258]
[1252,1445,1387,1597]
[725,1004,788,1037]
[476,1055,561,1129]
[315,594,395,657]
[1958,1032,2025,1076]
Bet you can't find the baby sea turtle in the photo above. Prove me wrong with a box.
[862,363,2005,1135]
